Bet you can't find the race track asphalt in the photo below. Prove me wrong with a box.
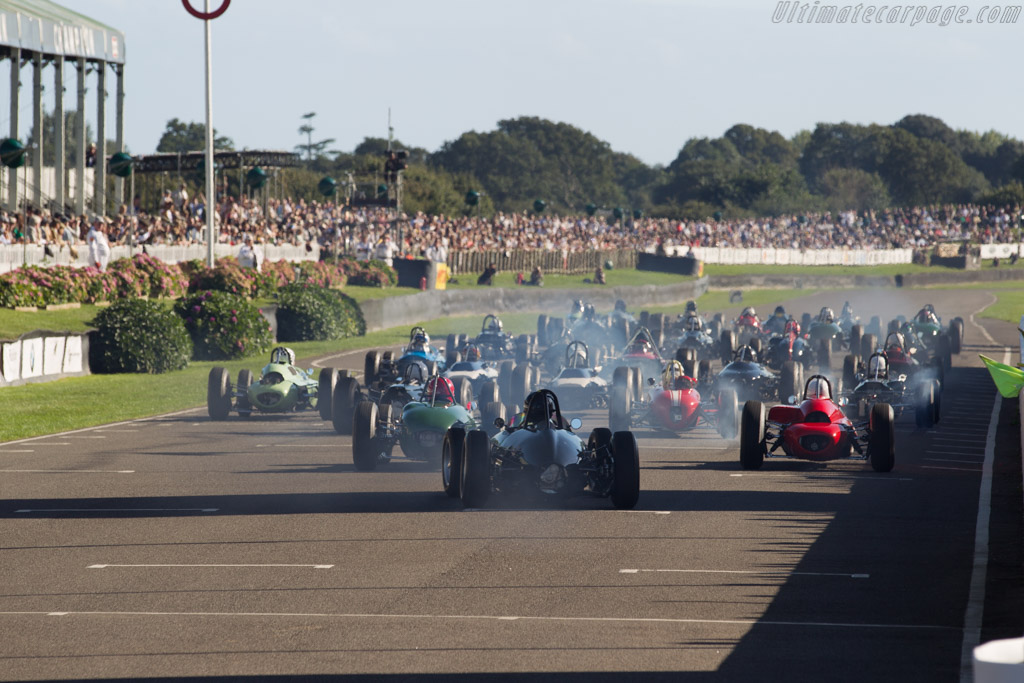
[0,287,1020,682]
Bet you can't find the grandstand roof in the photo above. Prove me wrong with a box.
[0,0,124,64]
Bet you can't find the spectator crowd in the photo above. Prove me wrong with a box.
[1,193,1022,266]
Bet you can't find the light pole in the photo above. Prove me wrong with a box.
[182,0,230,266]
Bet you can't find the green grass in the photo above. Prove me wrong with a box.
[0,312,545,443]
[0,305,106,338]
[981,289,1024,325]
[444,268,694,290]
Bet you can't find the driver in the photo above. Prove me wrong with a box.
[762,305,788,334]
[841,301,853,319]
[804,376,832,400]
[818,307,835,323]
[784,318,801,337]
[867,354,888,379]
[487,316,503,333]
[661,360,696,390]
[735,345,758,363]
[410,333,429,352]
[423,376,456,405]
[271,347,296,365]
[915,306,938,324]
[520,390,560,429]
[685,316,703,333]
[628,336,654,355]
[464,345,481,362]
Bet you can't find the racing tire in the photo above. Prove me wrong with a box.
[442,427,465,498]
[236,369,254,416]
[677,347,697,365]
[352,400,380,472]
[817,339,832,370]
[931,379,942,424]
[446,333,457,356]
[801,312,812,332]
[937,335,952,370]
[537,315,549,347]
[630,367,644,403]
[915,380,936,428]
[869,316,882,338]
[498,360,514,406]
[888,319,901,335]
[460,429,492,508]
[532,365,543,391]
[610,431,640,510]
[860,334,876,361]
[739,400,766,470]
[364,350,381,386]
[639,311,650,329]
[868,402,895,473]
[717,388,739,439]
[207,367,232,421]
[457,333,469,347]
[318,368,339,421]
[547,318,564,345]
[749,337,762,355]
[849,324,862,357]
[332,376,359,435]
[510,364,530,413]
[481,401,507,436]
[698,360,711,386]
[609,367,633,433]
[709,319,722,340]
[682,358,696,378]
[650,313,664,335]
[720,330,736,364]
[516,334,530,363]
[842,355,857,395]
[453,376,474,407]
[779,361,800,403]
[949,320,963,355]
[446,348,459,369]
[480,380,500,407]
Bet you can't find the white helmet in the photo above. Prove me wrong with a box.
[804,376,831,400]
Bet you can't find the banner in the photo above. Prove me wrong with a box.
[63,335,83,373]
[21,338,43,379]
[43,336,66,375]
[2,341,20,382]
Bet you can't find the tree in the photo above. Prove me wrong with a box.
[156,118,234,153]
[820,168,890,211]
[353,137,429,165]
[25,109,103,166]
[295,112,336,162]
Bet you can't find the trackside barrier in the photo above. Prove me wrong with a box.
[0,243,321,273]
[0,330,90,387]
[979,243,1024,260]
[665,246,915,265]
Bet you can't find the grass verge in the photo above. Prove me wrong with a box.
[981,290,1024,325]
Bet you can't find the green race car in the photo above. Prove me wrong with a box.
[351,375,488,472]
[207,346,343,420]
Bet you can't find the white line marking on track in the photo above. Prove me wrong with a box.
[968,297,999,346]
[33,442,71,446]
[66,435,106,439]
[960,344,1006,682]
[0,469,134,474]
[619,568,869,578]
[95,429,139,433]
[730,473,913,481]
[87,564,333,569]
[271,444,340,448]
[14,508,218,513]
[0,450,34,453]
[0,610,957,631]
[923,459,983,465]
[922,466,981,472]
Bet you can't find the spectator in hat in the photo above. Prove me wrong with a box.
[87,217,111,271]
[238,234,263,271]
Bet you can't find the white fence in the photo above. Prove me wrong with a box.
[0,331,89,387]
[978,243,1024,259]
[0,243,321,273]
[665,245,915,266]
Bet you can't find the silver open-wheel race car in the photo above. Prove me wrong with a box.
[442,389,640,510]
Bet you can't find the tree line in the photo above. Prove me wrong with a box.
[150,114,1024,218]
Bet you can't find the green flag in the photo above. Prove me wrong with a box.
[980,354,1024,398]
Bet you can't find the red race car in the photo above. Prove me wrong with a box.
[738,374,894,472]
[609,360,740,438]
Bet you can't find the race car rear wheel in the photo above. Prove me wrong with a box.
[515,334,530,363]
[868,402,895,472]
[842,355,857,395]
[610,431,640,510]
[481,401,506,436]
[630,367,644,403]
[779,361,800,403]
[510,364,530,413]
[931,379,942,424]
[236,369,254,416]
[364,350,381,386]
[546,318,564,345]
[461,429,492,508]
[937,335,952,370]
[682,358,696,378]
[849,324,862,357]
[868,315,882,338]
[332,376,359,435]
[698,360,711,386]
[739,400,766,470]
[677,347,697,365]
[951,318,964,354]
[207,367,232,421]
[352,400,380,472]
[749,337,762,355]
[860,333,876,361]
[537,315,549,347]
[453,376,474,407]
[442,427,465,498]
[720,330,736,364]
[817,339,832,370]
[480,380,500,407]
[717,388,739,439]
[609,367,632,433]
[318,368,339,421]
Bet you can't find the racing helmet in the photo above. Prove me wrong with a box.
[804,376,832,400]
[818,307,834,323]
[868,354,888,379]
[841,301,853,317]
[465,345,481,362]
[523,390,556,426]
[424,376,456,405]
[615,299,627,313]
[773,305,786,317]
[629,335,653,354]
[736,345,758,362]
[685,300,698,314]
[662,360,685,389]
[271,347,296,365]
[411,333,429,351]
[885,332,905,352]
[571,299,584,313]
[741,306,756,318]
[488,316,503,332]
[784,318,800,335]
[915,307,936,323]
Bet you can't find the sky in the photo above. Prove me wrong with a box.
[25,0,1024,166]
